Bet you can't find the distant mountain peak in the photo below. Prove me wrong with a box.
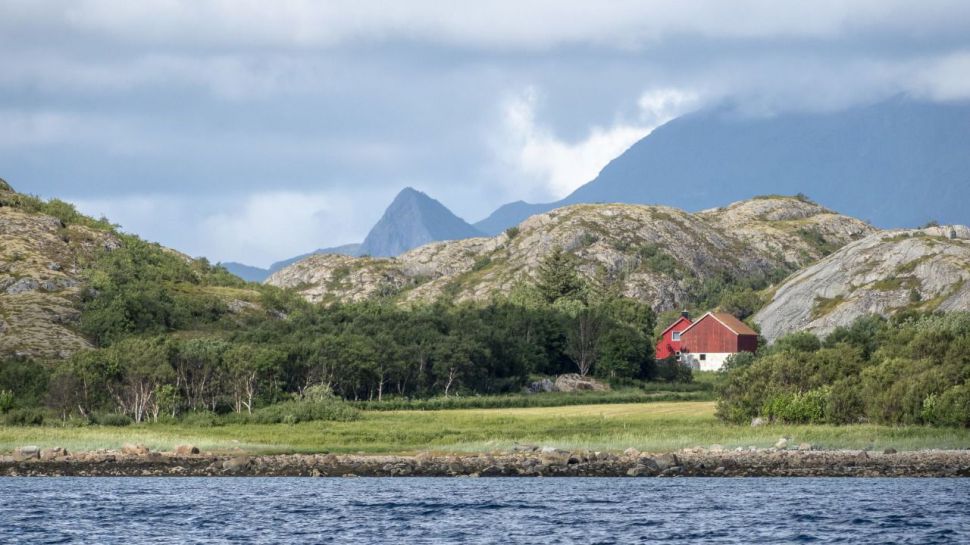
[359,187,483,257]
[474,96,970,235]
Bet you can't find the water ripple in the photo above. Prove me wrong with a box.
[0,477,968,544]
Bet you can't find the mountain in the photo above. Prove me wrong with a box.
[223,188,480,281]
[221,262,271,282]
[359,187,484,257]
[266,196,874,309]
[475,97,970,235]
[220,243,363,283]
[755,225,970,341]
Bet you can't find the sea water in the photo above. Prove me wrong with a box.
[1,477,967,544]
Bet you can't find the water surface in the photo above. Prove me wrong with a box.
[1,477,967,544]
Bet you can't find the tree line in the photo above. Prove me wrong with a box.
[1,237,681,423]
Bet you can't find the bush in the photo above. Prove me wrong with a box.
[251,400,358,424]
[3,408,46,426]
[761,387,829,424]
[0,389,13,413]
[922,385,970,427]
[825,378,865,424]
[181,411,220,427]
[654,357,693,383]
[89,413,132,427]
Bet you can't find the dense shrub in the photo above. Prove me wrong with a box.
[3,408,46,426]
[717,312,970,427]
[180,411,220,427]
[89,413,133,427]
[761,387,829,424]
[251,399,358,424]
[0,390,13,413]
[654,357,694,383]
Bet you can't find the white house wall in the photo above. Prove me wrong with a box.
[681,352,732,372]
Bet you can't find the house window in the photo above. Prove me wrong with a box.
[700,354,706,361]
[672,331,681,341]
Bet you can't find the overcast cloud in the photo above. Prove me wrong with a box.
[2,1,970,266]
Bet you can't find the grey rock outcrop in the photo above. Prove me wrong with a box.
[755,225,970,341]
[268,197,873,311]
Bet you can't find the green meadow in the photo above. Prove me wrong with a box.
[2,401,967,455]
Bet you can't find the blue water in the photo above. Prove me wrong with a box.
[0,478,967,544]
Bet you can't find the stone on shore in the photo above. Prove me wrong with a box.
[40,447,67,460]
[223,456,250,473]
[122,444,151,457]
[174,445,200,456]
[13,446,40,461]
[774,437,789,449]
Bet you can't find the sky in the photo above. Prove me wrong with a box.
[3,1,970,267]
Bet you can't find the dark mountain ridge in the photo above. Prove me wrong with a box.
[475,96,970,234]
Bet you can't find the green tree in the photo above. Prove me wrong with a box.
[536,246,586,303]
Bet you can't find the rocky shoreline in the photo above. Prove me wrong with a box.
[3,445,970,477]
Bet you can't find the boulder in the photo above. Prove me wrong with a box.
[635,456,661,472]
[623,448,640,458]
[223,456,251,473]
[883,448,897,455]
[554,373,609,392]
[174,444,200,456]
[750,417,765,427]
[627,464,657,477]
[5,278,39,295]
[122,443,151,457]
[40,447,67,460]
[774,437,789,450]
[655,453,680,471]
[797,443,813,451]
[527,379,555,394]
[13,446,40,461]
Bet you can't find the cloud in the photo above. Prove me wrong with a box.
[7,1,968,50]
[0,109,149,153]
[495,87,698,200]
[912,51,970,101]
[69,189,392,266]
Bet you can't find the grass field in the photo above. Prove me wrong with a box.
[2,402,968,455]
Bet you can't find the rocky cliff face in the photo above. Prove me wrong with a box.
[267,197,875,310]
[0,186,120,358]
[754,225,970,341]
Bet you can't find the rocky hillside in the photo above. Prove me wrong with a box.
[0,181,120,358]
[0,180,269,360]
[266,196,875,310]
[755,225,970,341]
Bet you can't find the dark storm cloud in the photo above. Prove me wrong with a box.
[1,1,968,265]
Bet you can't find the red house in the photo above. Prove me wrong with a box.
[656,311,692,360]
[655,311,758,371]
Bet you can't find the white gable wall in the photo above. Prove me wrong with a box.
[681,352,732,372]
